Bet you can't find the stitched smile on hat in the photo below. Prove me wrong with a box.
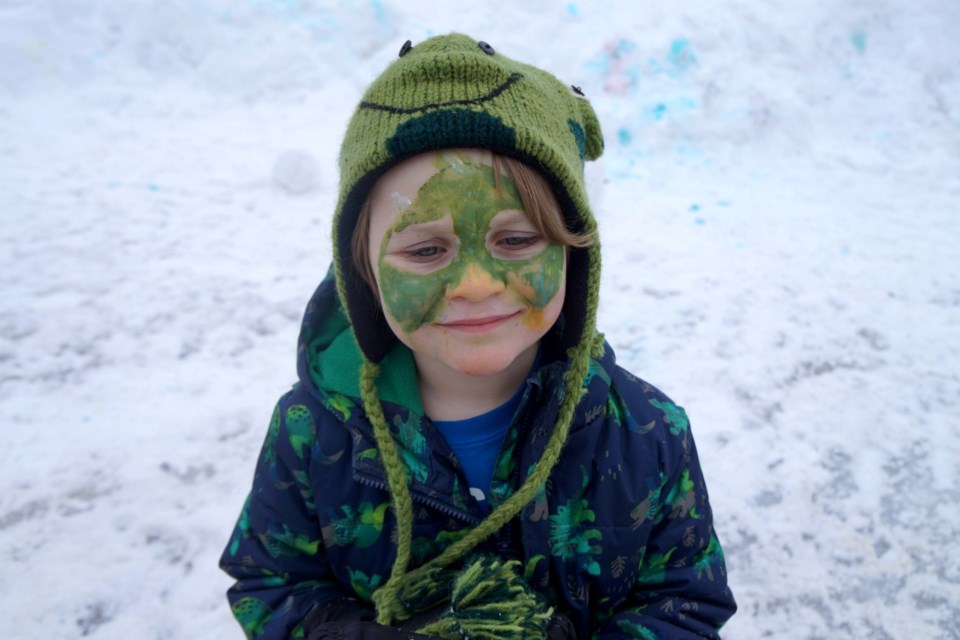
[360,72,522,115]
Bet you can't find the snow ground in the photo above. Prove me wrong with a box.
[1,1,958,638]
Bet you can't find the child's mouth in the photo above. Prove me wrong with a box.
[435,311,521,333]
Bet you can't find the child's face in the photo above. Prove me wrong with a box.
[366,149,567,378]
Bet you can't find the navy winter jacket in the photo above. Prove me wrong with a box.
[220,276,736,638]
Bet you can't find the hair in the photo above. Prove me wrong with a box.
[351,153,597,296]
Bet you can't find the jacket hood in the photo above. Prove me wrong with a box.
[296,267,423,414]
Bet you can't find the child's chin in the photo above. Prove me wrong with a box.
[445,352,521,378]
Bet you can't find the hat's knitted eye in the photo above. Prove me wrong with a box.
[570,85,587,98]
[477,41,495,55]
[398,39,413,57]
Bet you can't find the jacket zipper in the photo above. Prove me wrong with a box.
[353,470,483,526]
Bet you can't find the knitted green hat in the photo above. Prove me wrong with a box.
[331,33,606,632]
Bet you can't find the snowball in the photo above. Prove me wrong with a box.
[272,150,320,195]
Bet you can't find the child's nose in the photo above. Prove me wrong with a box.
[447,263,505,301]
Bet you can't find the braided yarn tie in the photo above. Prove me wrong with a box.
[360,360,414,625]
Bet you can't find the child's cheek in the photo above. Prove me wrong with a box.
[379,261,454,333]
[505,245,565,306]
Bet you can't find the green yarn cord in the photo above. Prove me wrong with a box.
[417,554,554,640]
[360,360,415,624]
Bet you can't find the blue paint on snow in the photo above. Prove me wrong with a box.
[643,97,698,122]
[689,203,701,212]
[618,127,632,146]
[667,38,697,75]
[586,39,637,74]
[370,0,388,27]
[851,30,868,54]
[566,3,579,17]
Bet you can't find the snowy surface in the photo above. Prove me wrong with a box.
[2,1,959,638]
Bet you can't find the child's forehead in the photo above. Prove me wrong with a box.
[367,148,514,235]
[373,148,493,196]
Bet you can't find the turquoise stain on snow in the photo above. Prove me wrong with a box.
[566,3,578,17]
[618,127,632,146]
[689,204,701,212]
[370,0,392,31]
[674,143,705,162]
[251,0,302,22]
[667,38,697,75]
[586,39,636,74]
[695,217,706,226]
[147,183,160,192]
[851,30,867,54]
[643,97,698,122]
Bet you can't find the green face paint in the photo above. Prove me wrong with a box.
[377,154,565,334]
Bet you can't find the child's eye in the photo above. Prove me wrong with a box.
[500,236,539,248]
[403,244,447,262]
[490,233,545,257]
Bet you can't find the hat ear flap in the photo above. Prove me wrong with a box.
[578,99,604,161]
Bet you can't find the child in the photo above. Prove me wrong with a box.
[220,34,736,639]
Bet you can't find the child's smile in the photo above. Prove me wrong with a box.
[367,149,567,378]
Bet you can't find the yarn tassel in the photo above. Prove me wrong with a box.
[417,555,553,640]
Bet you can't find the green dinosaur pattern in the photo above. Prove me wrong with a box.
[636,547,677,586]
[258,523,321,559]
[291,468,316,512]
[616,619,660,640]
[606,393,626,428]
[228,496,252,557]
[325,393,354,421]
[648,398,689,436]
[232,596,272,640]
[262,404,281,467]
[411,528,472,566]
[664,469,700,520]
[392,413,429,483]
[348,568,383,602]
[524,554,547,581]
[630,472,668,530]
[489,425,519,508]
[693,533,725,582]
[583,356,611,388]
[548,466,603,575]
[285,404,316,459]
[330,501,391,548]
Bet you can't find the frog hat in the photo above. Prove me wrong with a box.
[330,34,605,634]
